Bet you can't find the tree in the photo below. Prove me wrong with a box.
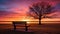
[28,2,54,25]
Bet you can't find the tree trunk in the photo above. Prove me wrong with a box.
[39,16,41,25]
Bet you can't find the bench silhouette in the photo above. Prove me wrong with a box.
[12,21,28,31]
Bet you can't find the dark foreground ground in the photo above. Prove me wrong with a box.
[0,24,60,34]
[0,30,34,34]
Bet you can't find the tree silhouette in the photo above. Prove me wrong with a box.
[28,2,54,25]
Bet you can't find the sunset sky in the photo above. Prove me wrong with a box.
[0,0,60,21]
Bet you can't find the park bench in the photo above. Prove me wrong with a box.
[12,21,28,31]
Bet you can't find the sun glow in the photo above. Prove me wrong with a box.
[21,19,30,24]
[22,19,30,21]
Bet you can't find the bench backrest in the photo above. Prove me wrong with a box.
[13,21,26,24]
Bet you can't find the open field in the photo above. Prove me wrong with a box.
[0,21,60,34]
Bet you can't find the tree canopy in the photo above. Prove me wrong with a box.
[28,2,55,19]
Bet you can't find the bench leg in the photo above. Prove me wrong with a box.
[25,26,28,31]
[13,24,16,31]
[25,23,28,31]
